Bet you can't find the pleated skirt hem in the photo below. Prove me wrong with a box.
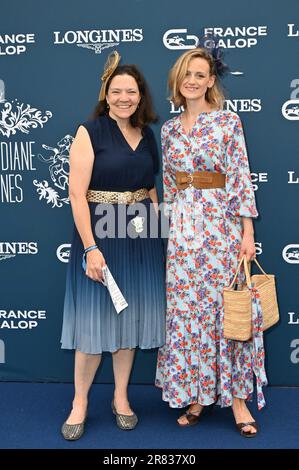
[61,200,166,354]
[61,340,165,355]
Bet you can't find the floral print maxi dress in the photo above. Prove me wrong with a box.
[155,110,267,410]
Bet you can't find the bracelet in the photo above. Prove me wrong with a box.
[84,245,98,254]
[82,245,99,272]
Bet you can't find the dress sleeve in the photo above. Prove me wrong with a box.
[225,114,258,218]
[144,126,159,174]
[161,123,177,217]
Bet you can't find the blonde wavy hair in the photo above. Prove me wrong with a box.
[168,48,225,109]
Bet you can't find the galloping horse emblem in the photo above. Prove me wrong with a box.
[38,135,73,190]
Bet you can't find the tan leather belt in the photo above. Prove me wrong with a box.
[176,171,226,190]
[86,188,150,204]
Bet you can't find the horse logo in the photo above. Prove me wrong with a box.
[33,134,74,208]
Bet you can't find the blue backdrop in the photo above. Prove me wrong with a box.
[0,0,299,385]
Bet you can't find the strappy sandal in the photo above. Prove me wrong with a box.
[236,421,258,438]
[177,406,203,427]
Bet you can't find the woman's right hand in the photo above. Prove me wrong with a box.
[85,249,106,282]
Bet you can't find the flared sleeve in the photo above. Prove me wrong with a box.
[225,114,258,218]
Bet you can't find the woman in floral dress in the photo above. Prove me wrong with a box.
[155,47,267,437]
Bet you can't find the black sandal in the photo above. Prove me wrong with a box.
[177,406,203,427]
[236,421,258,438]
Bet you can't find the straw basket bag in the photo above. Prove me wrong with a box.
[223,256,279,341]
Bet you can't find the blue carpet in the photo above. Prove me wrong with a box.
[0,383,298,449]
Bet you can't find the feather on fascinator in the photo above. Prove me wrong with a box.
[199,35,229,78]
[99,50,121,101]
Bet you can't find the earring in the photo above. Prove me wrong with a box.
[107,103,110,109]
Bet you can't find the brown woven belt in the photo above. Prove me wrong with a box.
[176,171,226,190]
[86,188,150,204]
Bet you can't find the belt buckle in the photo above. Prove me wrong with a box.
[187,173,193,187]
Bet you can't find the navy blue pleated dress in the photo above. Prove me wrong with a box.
[61,114,166,354]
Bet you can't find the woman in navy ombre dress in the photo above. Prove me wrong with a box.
[60,54,165,439]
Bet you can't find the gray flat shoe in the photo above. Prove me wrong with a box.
[111,400,138,430]
[61,415,87,441]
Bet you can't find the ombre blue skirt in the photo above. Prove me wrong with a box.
[61,199,166,354]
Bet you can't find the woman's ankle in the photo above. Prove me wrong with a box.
[232,397,246,408]
[189,403,203,413]
[72,397,88,410]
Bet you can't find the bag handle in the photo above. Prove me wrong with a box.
[252,258,271,279]
[228,256,271,290]
[228,255,251,289]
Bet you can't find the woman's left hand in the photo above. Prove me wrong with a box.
[239,233,256,262]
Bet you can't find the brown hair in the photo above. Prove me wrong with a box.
[168,48,225,109]
[92,65,158,128]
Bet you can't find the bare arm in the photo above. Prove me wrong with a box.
[242,217,254,236]
[148,186,159,216]
[69,126,105,281]
[240,217,256,261]
[69,126,96,248]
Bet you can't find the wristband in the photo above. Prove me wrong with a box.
[82,245,99,271]
[84,245,98,254]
